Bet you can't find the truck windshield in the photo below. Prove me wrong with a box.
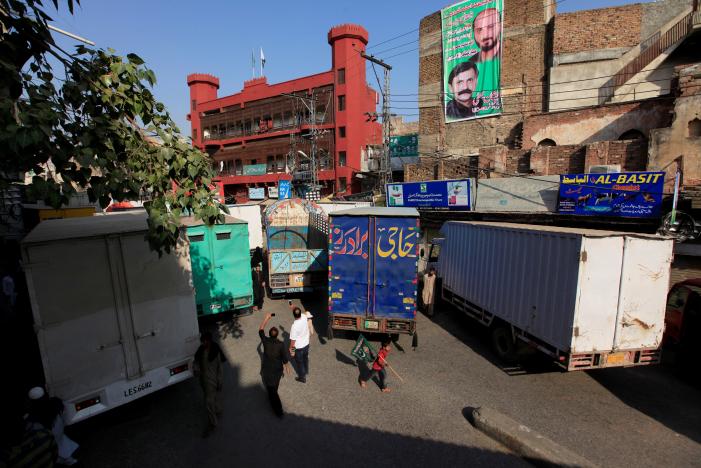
[429,244,441,262]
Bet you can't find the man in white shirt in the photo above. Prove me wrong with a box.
[289,306,313,383]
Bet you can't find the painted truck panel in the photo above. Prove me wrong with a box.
[329,209,420,334]
[22,213,199,424]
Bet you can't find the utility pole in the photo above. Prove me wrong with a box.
[282,92,319,196]
[361,52,392,194]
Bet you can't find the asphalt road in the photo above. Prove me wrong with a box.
[71,296,701,468]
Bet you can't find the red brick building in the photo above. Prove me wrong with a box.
[187,24,382,203]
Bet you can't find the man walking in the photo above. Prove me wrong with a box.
[423,267,437,317]
[259,313,289,418]
[359,338,392,393]
[193,332,225,437]
[289,306,312,383]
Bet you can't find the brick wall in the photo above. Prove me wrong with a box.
[521,99,675,149]
[584,140,647,172]
[554,4,643,55]
[678,64,701,97]
[530,145,586,175]
[418,0,549,156]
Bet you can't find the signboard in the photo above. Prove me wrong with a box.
[557,172,665,218]
[441,0,503,123]
[248,187,265,200]
[268,186,279,198]
[386,179,471,210]
[278,180,292,200]
[243,164,267,176]
[390,135,418,158]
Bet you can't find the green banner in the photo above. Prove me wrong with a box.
[441,0,503,123]
[243,163,267,176]
[390,134,418,158]
[351,334,377,363]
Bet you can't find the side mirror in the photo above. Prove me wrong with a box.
[420,248,425,258]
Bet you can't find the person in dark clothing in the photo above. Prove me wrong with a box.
[193,332,226,437]
[251,247,264,269]
[446,61,480,120]
[259,313,290,418]
[252,264,266,310]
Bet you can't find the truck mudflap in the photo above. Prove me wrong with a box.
[562,348,661,371]
[330,313,416,335]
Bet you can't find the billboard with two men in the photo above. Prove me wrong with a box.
[442,0,503,123]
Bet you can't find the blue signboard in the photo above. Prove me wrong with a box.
[386,179,471,210]
[558,172,665,218]
[279,180,292,200]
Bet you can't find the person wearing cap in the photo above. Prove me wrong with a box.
[26,386,79,466]
[288,305,313,383]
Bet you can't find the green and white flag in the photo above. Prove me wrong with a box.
[351,334,377,363]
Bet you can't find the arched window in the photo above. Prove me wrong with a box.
[689,119,701,138]
[537,138,556,147]
[618,129,646,141]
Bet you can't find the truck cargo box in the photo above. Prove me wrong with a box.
[436,222,673,369]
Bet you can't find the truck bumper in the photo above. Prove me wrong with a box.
[330,314,416,335]
[563,348,661,371]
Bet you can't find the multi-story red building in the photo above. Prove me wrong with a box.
[187,24,382,203]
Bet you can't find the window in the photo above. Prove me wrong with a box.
[216,232,231,241]
[537,138,556,147]
[188,234,204,243]
[273,113,282,129]
[338,68,345,84]
[235,159,243,175]
[338,95,346,111]
[618,129,645,141]
[338,151,346,167]
[267,155,275,173]
[251,159,257,165]
[429,243,441,262]
[276,154,285,173]
[339,177,347,192]
[689,119,701,138]
[191,99,197,110]
[339,126,346,138]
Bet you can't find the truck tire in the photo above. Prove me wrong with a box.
[490,325,517,364]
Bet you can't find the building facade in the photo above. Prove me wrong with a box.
[187,24,382,203]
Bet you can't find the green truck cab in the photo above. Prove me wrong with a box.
[184,216,253,315]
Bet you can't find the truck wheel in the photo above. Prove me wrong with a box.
[490,325,517,364]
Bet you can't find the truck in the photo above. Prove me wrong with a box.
[263,198,328,295]
[427,221,673,371]
[184,215,254,316]
[225,203,264,252]
[664,279,701,375]
[328,207,420,340]
[21,213,200,424]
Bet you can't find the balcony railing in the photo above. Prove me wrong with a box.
[202,116,330,142]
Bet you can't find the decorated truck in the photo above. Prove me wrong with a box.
[327,207,420,342]
[263,198,329,295]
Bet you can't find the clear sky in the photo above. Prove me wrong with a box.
[49,0,653,134]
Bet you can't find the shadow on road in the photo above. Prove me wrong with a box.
[588,365,701,444]
[69,360,533,468]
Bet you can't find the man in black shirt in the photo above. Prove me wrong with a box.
[446,61,480,120]
[259,313,289,418]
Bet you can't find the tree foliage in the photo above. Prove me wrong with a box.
[0,0,225,253]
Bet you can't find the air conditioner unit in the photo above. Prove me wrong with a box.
[588,164,621,174]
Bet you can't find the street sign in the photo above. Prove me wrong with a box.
[279,180,291,199]
[386,179,472,210]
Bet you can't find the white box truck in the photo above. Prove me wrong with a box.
[427,222,673,371]
[21,213,200,424]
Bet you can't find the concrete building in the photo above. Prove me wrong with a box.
[187,24,381,203]
[411,0,700,194]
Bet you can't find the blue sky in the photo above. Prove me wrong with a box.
[50,0,652,134]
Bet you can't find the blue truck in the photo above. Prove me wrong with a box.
[263,198,329,295]
[327,207,420,340]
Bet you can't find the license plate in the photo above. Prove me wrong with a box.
[607,352,626,364]
[364,320,379,330]
[210,303,222,311]
[123,380,152,398]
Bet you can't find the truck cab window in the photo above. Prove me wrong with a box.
[189,234,205,243]
[216,232,231,241]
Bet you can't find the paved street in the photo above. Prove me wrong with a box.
[71,296,701,468]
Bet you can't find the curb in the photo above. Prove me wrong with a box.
[466,406,598,468]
